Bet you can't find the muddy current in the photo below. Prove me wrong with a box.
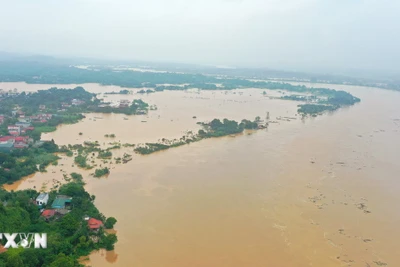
[1,82,400,267]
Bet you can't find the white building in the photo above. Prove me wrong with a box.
[8,125,21,135]
[36,193,49,207]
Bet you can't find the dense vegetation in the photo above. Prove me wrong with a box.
[0,140,59,185]
[297,104,338,115]
[0,87,150,131]
[0,61,360,116]
[74,155,91,169]
[280,95,311,101]
[104,89,130,95]
[89,99,149,115]
[0,182,117,267]
[199,118,259,137]
[138,89,155,94]
[93,168,110,178]
[134,118,261,155]
[0,87,95,116]
[0,61,217,88]
[97,151,112,159]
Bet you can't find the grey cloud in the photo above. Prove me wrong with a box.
[0,0,399,72]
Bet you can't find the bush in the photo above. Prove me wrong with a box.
[105,217,117,229]
[94,167,110,177]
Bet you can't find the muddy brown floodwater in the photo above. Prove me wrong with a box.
[1,82,400,267]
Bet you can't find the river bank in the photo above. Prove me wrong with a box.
[2,82,399,266]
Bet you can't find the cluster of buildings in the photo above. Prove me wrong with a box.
[0,106,55,151]
[7,123,34,136]
[36,193,104,231]
[119,99,131,108]
[0,112,40,151]
[0,136,30,150]
[0,131,33,152]
[72,99,85,106]
[59,99,86,109]
[55,99,85,112]
[29,113,53,123]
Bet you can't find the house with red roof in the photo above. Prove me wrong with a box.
[88,218,103,231]
[40,114,52,120]
[15,136,29,143]
[41,209,56,220]
[0,136,15,143]
[30,114,52,123]
[0,136,30,149]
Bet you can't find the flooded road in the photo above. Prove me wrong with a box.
[1,82,400,266]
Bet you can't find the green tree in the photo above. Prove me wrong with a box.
[49,253,75,267]
[105,217,117,229]
[60,213,80,236]
[30,130,42,141]
[4,249,24,267]
[103,234,118,251]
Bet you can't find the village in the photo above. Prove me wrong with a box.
[0,86,151,153]
[35,192,104,231]
[0,111,52,151]
[0,87,89,152]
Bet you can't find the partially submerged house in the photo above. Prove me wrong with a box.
[51,195,72,209]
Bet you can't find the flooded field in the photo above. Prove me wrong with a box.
[1,82,400,266]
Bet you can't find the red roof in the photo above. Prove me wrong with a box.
[8,131,19,136]
[41,209,56,218]
[15,136,28,142]
[0,136,15,142]
[88,218,103,229]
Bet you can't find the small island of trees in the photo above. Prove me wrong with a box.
[134,117,262,155]
[93,167,110,178]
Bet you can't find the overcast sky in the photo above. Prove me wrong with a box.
[0,0,399,72]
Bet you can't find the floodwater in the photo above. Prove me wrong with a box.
[1,82,400,266]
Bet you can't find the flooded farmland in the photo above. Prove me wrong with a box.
[1,82,400,266]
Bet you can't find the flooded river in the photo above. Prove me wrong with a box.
[1,82,400,266]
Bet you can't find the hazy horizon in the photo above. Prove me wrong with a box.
[1,0,399,73]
